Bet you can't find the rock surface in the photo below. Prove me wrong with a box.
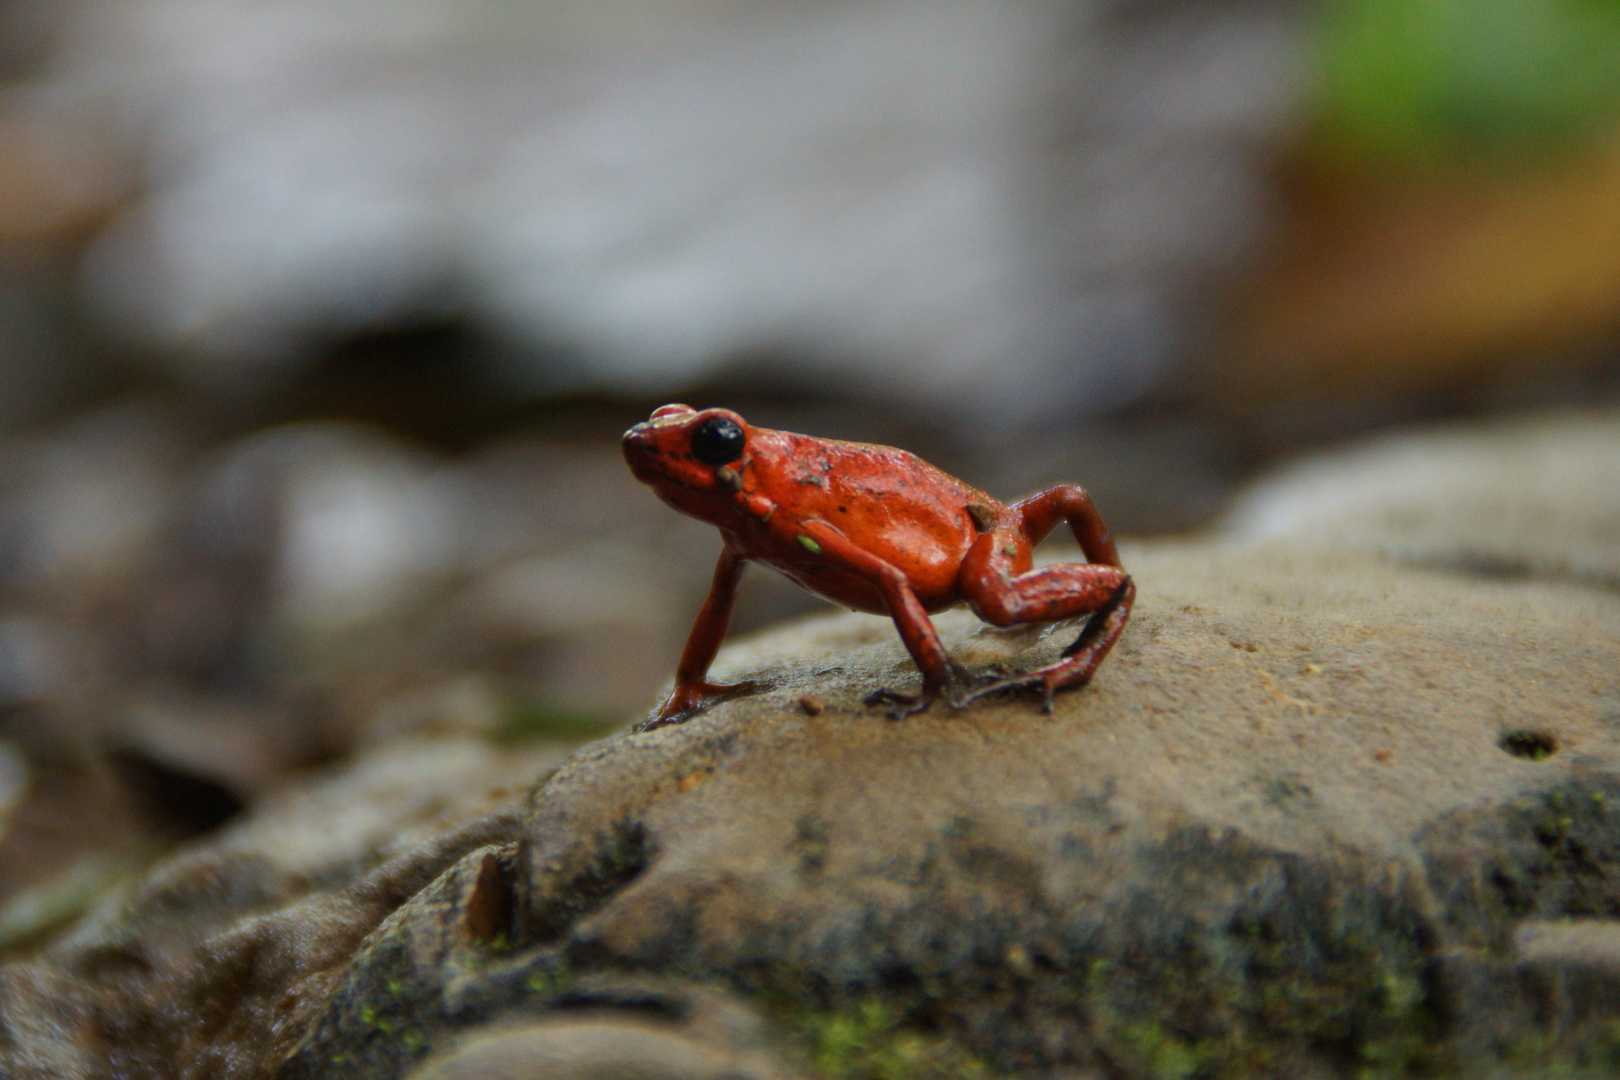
[2,410,1619,1079]
[1226,408,1620,588]
[0,738,570,1079]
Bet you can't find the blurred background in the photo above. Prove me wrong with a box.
[0,0,1617,949]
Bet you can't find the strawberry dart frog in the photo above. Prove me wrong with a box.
[622,405,1134,731]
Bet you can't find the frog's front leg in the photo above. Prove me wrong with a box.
[637,545,759,732]
[793,520,969,719]
[956,528,1133,712]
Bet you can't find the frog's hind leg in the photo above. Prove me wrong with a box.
[955,526,1134,712]
[1012,484,1121,567]
[958,569,1134,712]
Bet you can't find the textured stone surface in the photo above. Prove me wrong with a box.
[406,1009,798,1080]
[0,738,568,1080]
[1226,407,1620,587]
[3,411,1619,1079]
[264,537,1620,1078]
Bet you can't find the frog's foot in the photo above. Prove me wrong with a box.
[955,580,1135,714]
[635,680,760,733]
[862,685,934,721]
[954,668,1079,714]
[953,623,1117,713]
[865,663,978,720]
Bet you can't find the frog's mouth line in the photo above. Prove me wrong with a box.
[624,451,709,493]
[626,440,741,490]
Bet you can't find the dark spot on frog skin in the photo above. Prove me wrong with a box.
[838,506,848,513]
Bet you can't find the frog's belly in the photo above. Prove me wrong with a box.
[760,558,960,616]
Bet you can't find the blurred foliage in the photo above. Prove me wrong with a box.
[496,695,617,743]
[1316,0,1620,163]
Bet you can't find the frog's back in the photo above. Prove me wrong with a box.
[752,431,987,608]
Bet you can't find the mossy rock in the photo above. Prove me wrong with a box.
[7,411,1620,1080]
[270,537,1620,1079]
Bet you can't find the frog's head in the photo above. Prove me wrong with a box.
[622,404,751,521]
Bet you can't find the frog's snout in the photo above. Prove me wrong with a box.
[622,420,684,485]
[623,403,707,466]
[621,422,656,464]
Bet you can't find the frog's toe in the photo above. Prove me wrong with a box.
[863,686,910,707]
[887,697,936,721]
[968,666,1012,689]
[636,679,761,732]
[633,711,684,733]
[863,686,935,720]
[955,672,1045,707]
[931,662,991,706]
[957,667,1091,712]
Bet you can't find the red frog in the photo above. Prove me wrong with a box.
[622,405,1134,730]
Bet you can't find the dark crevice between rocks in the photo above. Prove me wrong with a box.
[461,850,515,951]
[109,748,246,837]
[548,981,690,1022]
[524,817,651,945]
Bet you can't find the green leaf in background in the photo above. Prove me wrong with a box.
[1317,0,1620,162]
[496,695,617,743]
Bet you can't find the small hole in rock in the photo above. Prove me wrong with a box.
[464,850,515,946]
[1499,730,1559,761]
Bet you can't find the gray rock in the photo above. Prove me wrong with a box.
[0,738,568,1079]
[6,410,1620,1078]
[1225,407,1620,589]
[263,534,1620,1078]
[407,1012,799,1080]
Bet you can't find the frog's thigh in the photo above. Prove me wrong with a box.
[1011,484,1120,568]
[960,537,1128,627]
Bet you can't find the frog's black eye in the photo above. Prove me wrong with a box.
[690,416,746,466]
